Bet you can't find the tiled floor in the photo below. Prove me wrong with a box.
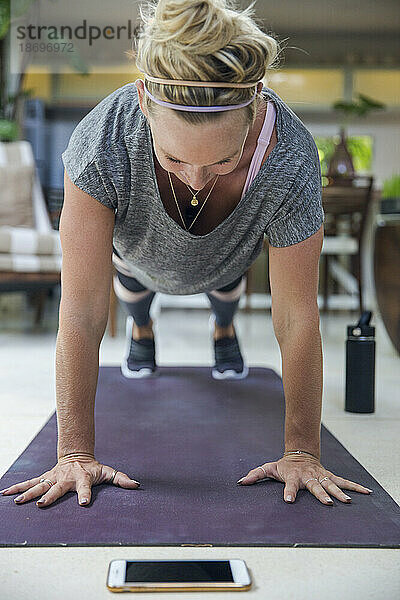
[0,291,399,599]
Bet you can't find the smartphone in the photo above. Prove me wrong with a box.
[106,559,252,592]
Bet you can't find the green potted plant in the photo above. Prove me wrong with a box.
[0,115,18,141]
[380,174,400,214]
[0,0,16,140]
[328,93,386,178]
[0,0,37,142]
[0,0,87,143]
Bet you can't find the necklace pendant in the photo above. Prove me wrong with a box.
[191,196,198,207]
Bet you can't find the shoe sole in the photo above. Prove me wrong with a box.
[121,315,159,379]
[208,314,249,380]
[212,364,249,380]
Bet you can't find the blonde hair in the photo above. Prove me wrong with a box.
[130,0,282,126]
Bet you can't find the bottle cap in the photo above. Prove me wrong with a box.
[347,311,375,337]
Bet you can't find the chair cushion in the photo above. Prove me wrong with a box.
[0,154,35,227]
[0,252,61,273]
[0,226,61,255]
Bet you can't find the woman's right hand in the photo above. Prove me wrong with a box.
[0,457,141,507]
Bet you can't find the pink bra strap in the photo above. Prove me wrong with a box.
[241,101,277,199]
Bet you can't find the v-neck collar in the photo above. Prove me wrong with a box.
[144,87,286,240]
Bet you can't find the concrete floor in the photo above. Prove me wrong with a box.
[0,291,399,599]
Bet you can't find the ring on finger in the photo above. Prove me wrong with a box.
[304,477,319,486]
[319,476,330,484]
[39,478,54,489]
[257,466,267,477]
[109,469,118,484]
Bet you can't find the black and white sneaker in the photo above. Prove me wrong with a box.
[121,315,158,379]
[209,314,249,380]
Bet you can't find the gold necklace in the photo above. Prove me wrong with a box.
[168,171,219,232]
[184,183,202,206]
[181,172,207,206]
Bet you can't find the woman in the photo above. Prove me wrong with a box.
[2,0,373,509]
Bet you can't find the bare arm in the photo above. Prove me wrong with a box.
[269,224,324,460]
[56,169,115,460]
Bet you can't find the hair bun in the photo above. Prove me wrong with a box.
[141,0,242,51]
[133,0,281,124]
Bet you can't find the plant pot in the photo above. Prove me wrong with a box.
[327,127,355,178]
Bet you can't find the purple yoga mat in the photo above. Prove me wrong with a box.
[1,366,399,548]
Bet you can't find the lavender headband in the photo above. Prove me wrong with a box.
[138,74,261,112]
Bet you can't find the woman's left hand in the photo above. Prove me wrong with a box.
[236,454,373,505]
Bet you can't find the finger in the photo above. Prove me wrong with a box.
[75,470,94,506]
[112,470,141,489]
[283,478,298,503]
[320,479,352,503]
[35,482,69,507]
[76,481,93,506]
[1,476,48,496]
[237,463,276,485]
[305,479,334,505]
[328,474,373,494]
[13,480,57,504]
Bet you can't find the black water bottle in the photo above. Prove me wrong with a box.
[345,310,375,413]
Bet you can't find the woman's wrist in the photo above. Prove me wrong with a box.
[58,451,96,463]
[283,449,320,460]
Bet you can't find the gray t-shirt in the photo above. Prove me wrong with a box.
[61,83,324,295]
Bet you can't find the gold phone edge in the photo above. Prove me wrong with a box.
[106,582,252,592]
